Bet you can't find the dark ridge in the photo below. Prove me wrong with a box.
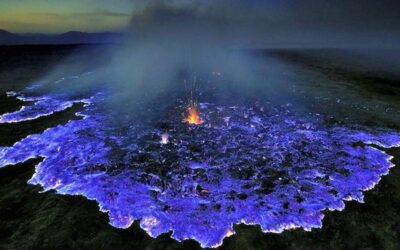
[0,102,85,147]
[0,29,122,45]
[0,94,25,114]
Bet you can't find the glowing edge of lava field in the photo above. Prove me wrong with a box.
[1,90,400,248]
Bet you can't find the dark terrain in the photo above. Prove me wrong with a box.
[0,45,400,250]
[0,30,121,45]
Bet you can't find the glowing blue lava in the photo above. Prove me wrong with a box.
[0,89,399,248]
[0,91,88,123]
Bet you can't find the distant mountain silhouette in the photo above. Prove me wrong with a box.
[0,30,122,45]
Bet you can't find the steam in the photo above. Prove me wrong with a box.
[103,1,261,105]
[31,1,292,116]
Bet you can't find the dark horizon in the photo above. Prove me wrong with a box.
[0,29,122,45]
[1,1,400,48]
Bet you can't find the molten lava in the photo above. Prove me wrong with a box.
[183,104,203,125]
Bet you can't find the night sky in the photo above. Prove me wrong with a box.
[0,0,134,33]
[0,0,399,47]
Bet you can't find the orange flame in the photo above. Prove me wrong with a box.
[183,104,203,125]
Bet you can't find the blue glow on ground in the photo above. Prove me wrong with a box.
[1,87,399,248]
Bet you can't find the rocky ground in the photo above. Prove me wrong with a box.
[1,45,400,249]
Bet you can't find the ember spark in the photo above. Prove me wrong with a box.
[183,102,203,125]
